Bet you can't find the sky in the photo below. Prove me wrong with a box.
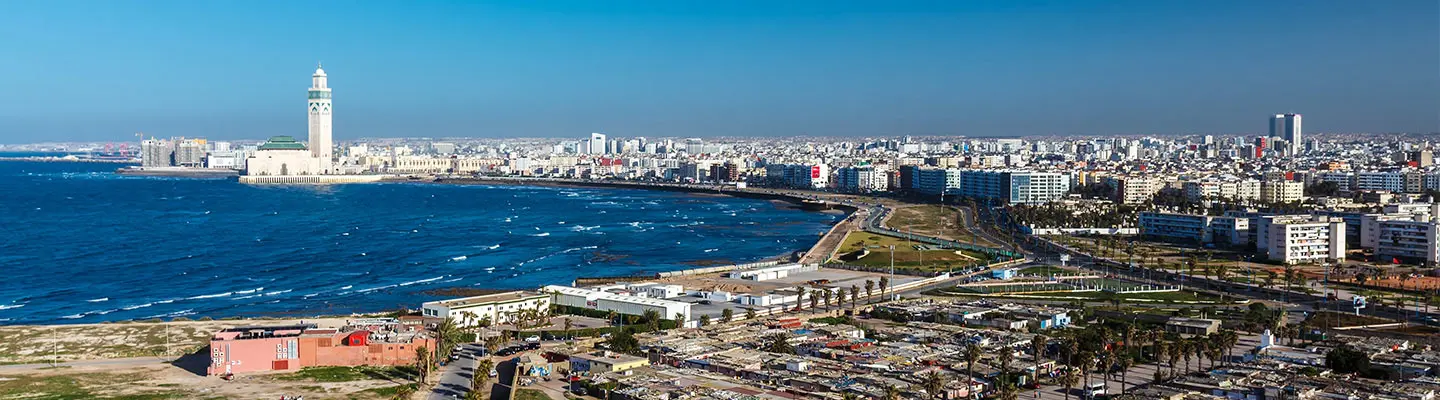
[0,0,1437,142]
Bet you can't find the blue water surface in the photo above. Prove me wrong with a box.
[0,160,838,324]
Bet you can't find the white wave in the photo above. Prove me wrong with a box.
[570,225,599,231]
[557,221,566,225]
[451,255,468,261]
[121,303,154,311]
[0,304,24,311]
[398,276,445,286]
[87,298,109,303]
[484,244,501,250]
[62,314,84,319]
[264,289,293,296]
[340,285,353,290]
[232,294,262,300]
[144,309,195,319]
[354,284,397,294]
[503,217,512,222]
[234,287,264,295]
[186,292,232,300]
[341,232,350,236]
[530,232,550,237]
[156,299,175,304]
[704,248,719,253]
[440,278,463,283]
[484,267,496,271]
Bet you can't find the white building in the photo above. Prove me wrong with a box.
[1269,113,1302,155]
[836,166,889,193]
[1375,216,1440,266]
[1259,180,1304,203]
[544,285,693,323]
[1138,212,1213,243]
[420,291,551,328]
[1262,215,1346,264]
[588,133,607,155]
[244,136,324,176]
[1113,177,1165,205]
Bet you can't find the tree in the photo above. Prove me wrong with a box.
[878,276,890,301]
[883,384,902,400]
[1032,334,1049,387]
[922,370,947,400]
[432,317,462,366]
[607,330,640,354]
[965,343,982,388]
[764,332,795,354]
[607,310,619,326]
[1116,353,1133,395]
[835,290,847,315]
[808,290,820,310]
[823,290,833,311]
[1077,351,1095,392]
[850,285,860,310]
[865,280,876,303]
[472,358,495,397]
[1060,367,1081,400]
[1325,345,1371,374]
[699,314,712,327]
[675,312,687,327]
[722,308,735,323]
[414,345,431,383]
[563,318,573,339]
[745,308,757,321]
[643,309,662,332]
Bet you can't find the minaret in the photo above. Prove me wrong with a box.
[307,63,333,163]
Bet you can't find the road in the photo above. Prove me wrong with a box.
[428,344,482,400]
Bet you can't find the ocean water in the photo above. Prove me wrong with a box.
[0,160,839,325]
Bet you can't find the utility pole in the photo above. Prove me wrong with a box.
[889,245,896,300]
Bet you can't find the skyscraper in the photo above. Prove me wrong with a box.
[308,64,334,162]
[589,133,607,155]
[1269,113,1302,155]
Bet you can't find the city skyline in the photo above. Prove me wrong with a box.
[1,0,1437,142]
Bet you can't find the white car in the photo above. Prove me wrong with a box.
[524,335,541,343]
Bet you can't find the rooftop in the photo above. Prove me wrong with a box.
[258,136,307,151]
[424,290,546,308]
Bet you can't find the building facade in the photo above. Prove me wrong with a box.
[420,291,551,328]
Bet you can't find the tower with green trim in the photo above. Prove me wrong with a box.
[307,64,333,163]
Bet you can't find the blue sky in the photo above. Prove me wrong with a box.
[1,0,1436,142]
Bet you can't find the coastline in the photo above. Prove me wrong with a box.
[429,176,861,215]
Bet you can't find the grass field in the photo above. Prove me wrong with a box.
[272,366,417,383]
[0,371,202,400]
[515,389,552,400]
[888,205,998,247]
[1018,265,1069,276]
[938,287,1226,303]
[835,232,992,270]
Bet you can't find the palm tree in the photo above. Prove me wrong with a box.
[883,384,902,400]
[878,276,890,301]
[699,314,711,327]
[998,376,1020,400]
[1116,353,1133,395]
[1076,351,1095,393]
[965,343,982,387]
[472,358,495,396]
[607,310,619,326]
[850,285,860,310]
[414,345,431,383]
[808,290,820,310]
[1166,340,1181,376]
[433,317,461,365]
[922,370,947,400]
[764,332,795,354]
[823,290,834,311]
[865,280,876,303]
[745,308,757,321]
[1060,366,1080,400]
[835,290,847,315]
[721,308,734,323]
[1032,334,1049,387]
[999,346,1015,382]
[563,317,573,339]
[643,309,662,332]
[674,312,686,327]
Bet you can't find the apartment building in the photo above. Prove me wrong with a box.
[1259,180,1304,203]
[1112,177,1165,205]
[960,170,1071,205]
[1138,212,1213,243]
[1374,216,1440,266]
[835,166,889,193]
[1262,215,1346,264]
[913,167,963,196]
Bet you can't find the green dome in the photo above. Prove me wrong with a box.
[258,136,307,150]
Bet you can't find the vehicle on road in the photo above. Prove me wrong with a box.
[1083,382,1106,399]
[524,335,541,343]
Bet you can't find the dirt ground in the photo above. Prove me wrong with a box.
[0,362,411,399]
[886,204,999,247]
[0,317,353,364]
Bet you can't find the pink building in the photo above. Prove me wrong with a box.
[208,320,435,376]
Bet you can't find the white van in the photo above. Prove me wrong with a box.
[1083,382,1106,398]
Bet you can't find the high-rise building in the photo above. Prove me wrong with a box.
[1269,113,1302,155]
[588,133,607,155]
[141,139,174,167]
[308,64,333,163]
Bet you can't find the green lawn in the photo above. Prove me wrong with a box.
[1018,266,1069,276]
[835,232,992,270]
[515,388,552,400]
[274,366,417,383]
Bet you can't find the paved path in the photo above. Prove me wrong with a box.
[428,344,482,400]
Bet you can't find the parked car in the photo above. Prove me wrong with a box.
[524,335,541,343]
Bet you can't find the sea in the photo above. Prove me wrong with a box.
[0,156,840,325]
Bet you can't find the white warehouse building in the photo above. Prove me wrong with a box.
[545,285,693,323]
[420,291,551,328]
